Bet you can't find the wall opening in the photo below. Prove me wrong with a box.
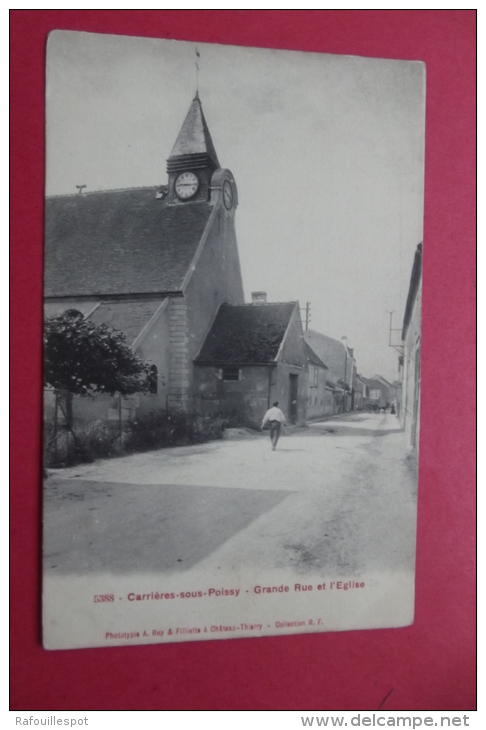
[148,364,158,394]
[221,366,241,381]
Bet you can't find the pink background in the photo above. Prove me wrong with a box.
[10,11,476,711]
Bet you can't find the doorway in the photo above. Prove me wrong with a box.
[289,374,298,424]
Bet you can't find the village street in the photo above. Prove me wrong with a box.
[44,412,417,578]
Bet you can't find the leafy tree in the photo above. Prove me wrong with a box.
[44,310,151,398]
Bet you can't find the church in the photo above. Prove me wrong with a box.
[44,94,309,426]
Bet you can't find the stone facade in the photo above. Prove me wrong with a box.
[168,298,191,410]
[194,301,309,427]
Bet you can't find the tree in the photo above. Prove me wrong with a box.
[44,310,151,398]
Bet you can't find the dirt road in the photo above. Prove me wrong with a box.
[44,413,417,577]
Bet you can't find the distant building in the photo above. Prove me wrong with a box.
[354,373,369,410]
[305,342,335,419]
[304,331,356,412]
[359,377,388,408]
[401,243,422,456]
[194,293,309,427]
[372,375,396,405]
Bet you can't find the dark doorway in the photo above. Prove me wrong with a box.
[289,374,298,424]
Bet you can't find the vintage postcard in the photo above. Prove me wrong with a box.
[43,31,425,650]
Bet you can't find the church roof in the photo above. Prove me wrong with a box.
[195,302,297,365]
[87,299,165,347]
[44,187,212,297]
[169,94,220,168]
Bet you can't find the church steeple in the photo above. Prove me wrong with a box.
[168,94,220,176]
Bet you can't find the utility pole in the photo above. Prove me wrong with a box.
[300,302,311,330]
[386,310,395,346]
[76,185,86,195]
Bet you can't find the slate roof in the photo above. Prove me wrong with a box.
[169,95,220,168]
[305,342,328,369]
[87,300,165,346]
[195,302,297,365]
[304,330,351,385]
[44,188,212,297]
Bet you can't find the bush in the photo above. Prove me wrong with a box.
[44,419,123,467]
[44,410,228,468]
[123,410,225,453]
[211,406,258,430]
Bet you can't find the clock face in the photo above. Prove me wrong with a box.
[223,180,234,210]
[175,172,199,200]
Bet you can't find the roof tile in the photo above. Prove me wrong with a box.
[45,188,212,297]
[195,303,296,364]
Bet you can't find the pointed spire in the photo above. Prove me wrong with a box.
[168,95,220,169]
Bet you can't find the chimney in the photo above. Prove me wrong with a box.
[251,291,267,304]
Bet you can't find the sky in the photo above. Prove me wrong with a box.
[46,31,425,382]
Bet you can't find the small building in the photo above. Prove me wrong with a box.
[194,294,309,427]
[401,243,422,456]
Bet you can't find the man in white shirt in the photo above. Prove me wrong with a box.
[261,401,287,451]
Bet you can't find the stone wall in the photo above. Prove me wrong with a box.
[194,365,271,427]
[194,360,309,428]
[183,200,244,410]
[269,362,308,426]
[168,297,191,411]
[135,301,170,415]
[307,364,331,419]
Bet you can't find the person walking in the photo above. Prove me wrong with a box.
[261,401,287,451]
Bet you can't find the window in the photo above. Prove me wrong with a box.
[221,366,241,381]
[314,368,318,387]
[148,364,158,394]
